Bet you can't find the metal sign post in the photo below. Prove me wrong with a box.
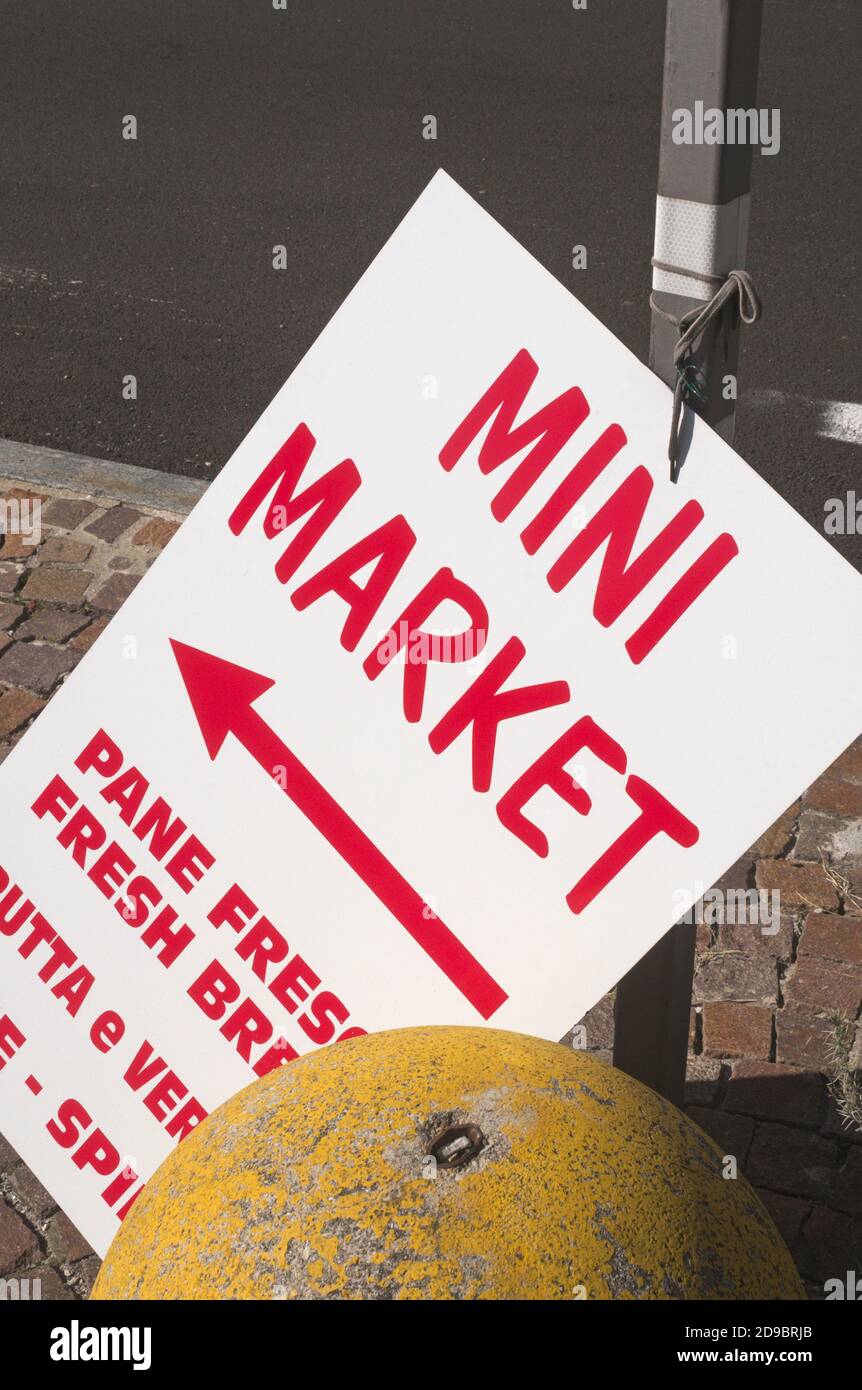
[613,0,765,1104]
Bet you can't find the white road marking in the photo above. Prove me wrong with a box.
[748,389,862,446]
[818,399,862,447]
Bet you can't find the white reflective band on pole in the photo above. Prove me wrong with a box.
[652,193,751,301]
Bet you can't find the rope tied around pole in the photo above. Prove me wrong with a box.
[650,260,762,482]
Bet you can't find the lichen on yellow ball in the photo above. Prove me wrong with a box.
[92,1026,804,1300]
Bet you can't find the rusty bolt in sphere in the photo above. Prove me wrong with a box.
[426,1122,486,1170]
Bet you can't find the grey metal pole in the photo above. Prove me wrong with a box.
[649,0,764,443]
[613,0,765,1105]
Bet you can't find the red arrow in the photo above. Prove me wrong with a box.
[169,639,508,1020]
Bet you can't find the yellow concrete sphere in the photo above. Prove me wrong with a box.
[93,1026,803,1300]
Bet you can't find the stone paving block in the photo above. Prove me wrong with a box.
[21,565,91,606]
[804,777,862,818]
[717,915,794,958]
[90,572,140,611]
[14,608,87,643]
[0,564,22,593]
[775,1009,838,1072]
[793,810,862,870]
[46,1211,94,1265]
[683,1054,723,1106]
[687,1105,755,1163]
[41,497,97,530]
[694,949,778,1005]
[798,911,862,966]
[0,532,40,559]
[844,866,862,915]
[0,600,24,631]
[745,1124,838,1203]
[0,1200,38,1269]
[754,1188,810,1254]
[84,505,142,543]
[38,536,93,565]
[755,859,838,912]
[702,1002,773,1059]
[69,615,110,651]
[796,1205,862,1285]
[0,685,45,738]
[723,1059,823,1127]
[0,641,76,695]
[7,1165,58,1220]
[133,517,180,549]
[783,957,862,1017]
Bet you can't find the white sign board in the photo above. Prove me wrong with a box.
[1,171,861,1254]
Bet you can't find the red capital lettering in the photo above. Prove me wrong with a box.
[228,424,361,584]
[567,774,699,914]
[75,730,124,779]
[625,533,739,664]
[429,637,570,793]
[141,907,194,967]
[188,959,240,1020]
[439,350,590,521]
[363,567,489,723]
[208,883,257,933]
[546,466,704,628]
[73,1130,120,1177]
[521,425,627,554]
[0,1015,25,1067]
[291,515,416,650]
[497,716,627,856]
[57,806,106,866]
[31,775,77,824]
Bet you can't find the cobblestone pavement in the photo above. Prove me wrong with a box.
[0,472,860,1300]
[572,761,862,1300]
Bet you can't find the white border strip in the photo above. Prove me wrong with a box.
[653,194,751,301]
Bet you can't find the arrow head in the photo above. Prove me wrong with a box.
[170,639,275,759]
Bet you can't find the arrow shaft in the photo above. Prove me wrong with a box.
[239,709,508,1020]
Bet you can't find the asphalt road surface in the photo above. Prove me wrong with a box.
[1,0,860,570]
